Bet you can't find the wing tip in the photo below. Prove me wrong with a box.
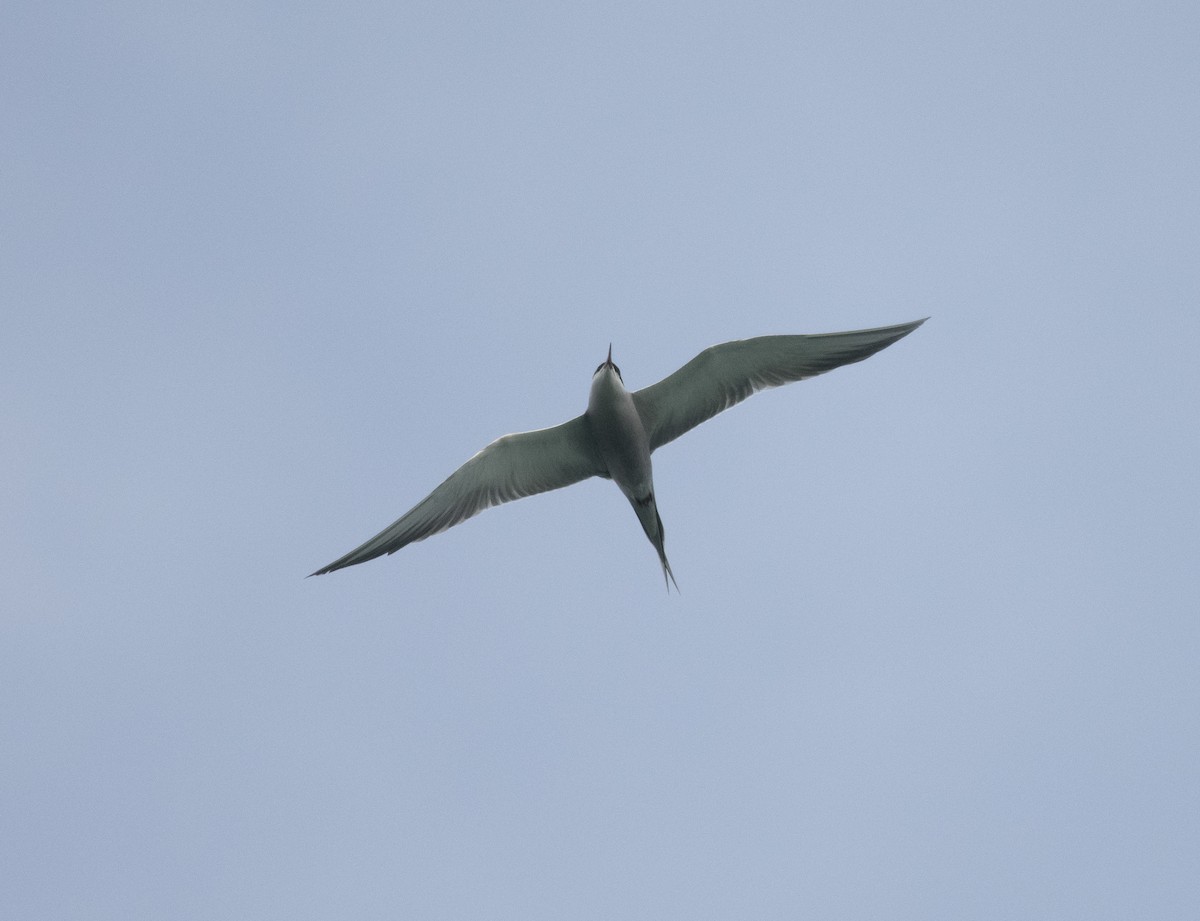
[887,316,928,336]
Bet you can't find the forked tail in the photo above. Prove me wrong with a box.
[656,540,680,593]
[632,492,680,593]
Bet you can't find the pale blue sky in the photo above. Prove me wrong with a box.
[3,1,1198,918]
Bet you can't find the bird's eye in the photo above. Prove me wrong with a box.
[594,363,606,375]
[613,364,622,379]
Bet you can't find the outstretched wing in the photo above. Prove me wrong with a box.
[632,319,926,452]
[311,414,603,575]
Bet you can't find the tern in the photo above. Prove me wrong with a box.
[312,318,925,588]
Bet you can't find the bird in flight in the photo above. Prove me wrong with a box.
[311,318,926,589]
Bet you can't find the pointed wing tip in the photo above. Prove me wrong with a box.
[896,317,929,333]
[873,316,928,345]
[308,559,345,577]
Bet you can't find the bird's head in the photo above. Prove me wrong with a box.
[594,343,622,381]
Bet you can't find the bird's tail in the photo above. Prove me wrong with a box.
[633,493,679,593]
[657,541,679,593]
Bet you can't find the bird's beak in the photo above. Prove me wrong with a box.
[606,343,613,367]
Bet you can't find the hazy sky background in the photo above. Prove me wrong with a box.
[4,1,1198,918]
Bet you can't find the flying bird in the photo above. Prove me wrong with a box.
[311,318,926,588]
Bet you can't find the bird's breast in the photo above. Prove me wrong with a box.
[587,373,653,496]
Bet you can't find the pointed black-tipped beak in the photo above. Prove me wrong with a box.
[606,343,613,367]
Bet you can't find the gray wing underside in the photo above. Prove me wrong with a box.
[632,318,926,452]
[311,414,602,575]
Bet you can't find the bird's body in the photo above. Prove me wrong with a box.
[587,352,652,497]
[312,319,926,588]
[586,349,676,589]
